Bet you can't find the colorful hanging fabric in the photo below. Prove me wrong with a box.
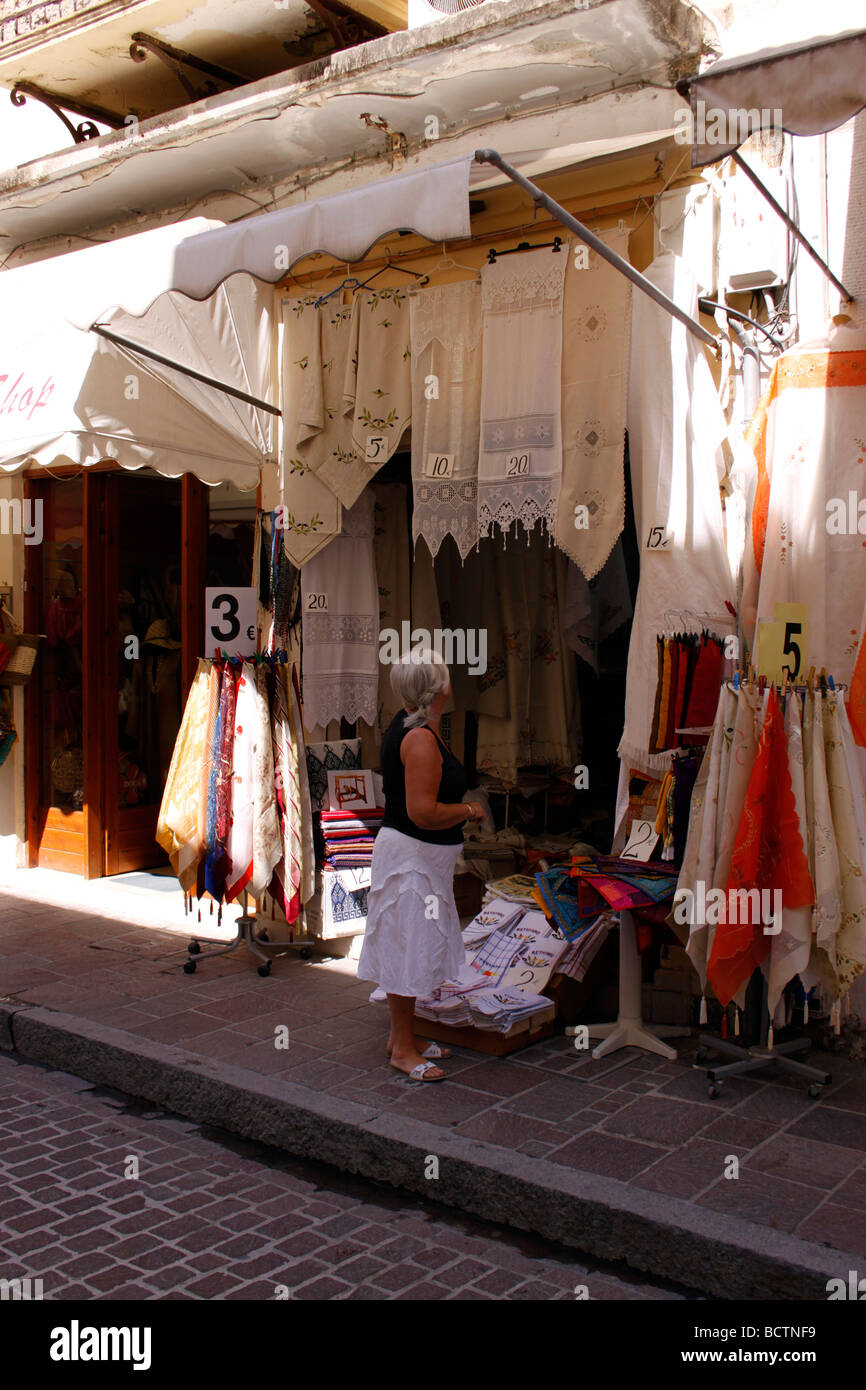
[250,662,282,898]
[822,693,866,993]
[764,691,813,1015]
[204,660,237,901]
[225,661,256,902]
[708,690,814,1008]
[270,662,303,924]
[155,658,212,893]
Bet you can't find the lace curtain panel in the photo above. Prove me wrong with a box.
[300,492,378,731]
[478,247,567,540]
[554,229,632,580]
[410,279,482,559]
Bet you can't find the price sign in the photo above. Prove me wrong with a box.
[205,587,257,658]
[621,818,660,861]
[505,452,531,477]
[424,452,455,478]
[365,434,386,462]
[756,602,808,683]
[645,524,673,552]
[305,592,329,611]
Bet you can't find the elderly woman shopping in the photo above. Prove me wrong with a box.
[357,651,485,1081]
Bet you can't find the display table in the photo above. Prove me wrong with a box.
[566,910,689,1060]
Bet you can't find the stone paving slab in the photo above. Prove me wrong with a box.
[1,885,865,1297]
[2,1053,691,1301]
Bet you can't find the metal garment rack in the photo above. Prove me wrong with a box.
[180,649,314,976]
[694,677,839,1097]
[183,889,306,978]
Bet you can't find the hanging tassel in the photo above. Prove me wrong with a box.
[218,902,223,926]
[803,996,809,1024]
[197,905,202,924]
[699,995,707,1025]
[734,1009,740,1037]
[721,1008,727,1039]
[767,1022,774,1050]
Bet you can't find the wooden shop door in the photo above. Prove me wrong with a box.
[25,469,206,877]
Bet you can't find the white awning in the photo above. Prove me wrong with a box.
[678,28,866,167]
[0,156,474,483]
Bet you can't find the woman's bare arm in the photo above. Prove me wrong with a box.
[401,728,472,831]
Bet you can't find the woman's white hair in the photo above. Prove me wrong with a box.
[390,649,449,729]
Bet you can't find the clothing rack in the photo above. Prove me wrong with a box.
[183,888,310,977]
[692,672,841,1097]
[179,649,317,976]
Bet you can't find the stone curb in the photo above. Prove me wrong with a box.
[0,1000,847,1300]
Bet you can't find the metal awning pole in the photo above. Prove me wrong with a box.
[730,150,854,303]
[90,323,282,416]
[473,148,720,352]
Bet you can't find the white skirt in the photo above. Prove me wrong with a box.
[356,827,464,998]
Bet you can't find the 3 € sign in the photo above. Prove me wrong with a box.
[205,587,257,658]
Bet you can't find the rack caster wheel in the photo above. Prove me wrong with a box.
[807,1083,824,1099]
[183,961,197,974]
[695,1047,708,1064]
[188,941,201,955]
[300,946,312,961]
[708,1084,721,1098]
[257,963,272,977]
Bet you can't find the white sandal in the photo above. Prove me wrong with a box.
[386,1041,451,1060]
[390,1059,446,1082]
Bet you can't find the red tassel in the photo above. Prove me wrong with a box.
[721,1009,727,1040]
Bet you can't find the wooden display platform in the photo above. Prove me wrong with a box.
[413,1004,557,1056]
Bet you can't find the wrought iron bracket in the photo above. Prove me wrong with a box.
[129,32,248,103]
[10,81,126,143]
[303,0,387,50]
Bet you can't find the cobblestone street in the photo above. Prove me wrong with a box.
[0,1051,698,1301]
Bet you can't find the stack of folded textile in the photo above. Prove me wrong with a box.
[319,807,384,869]
[534,855,680,946]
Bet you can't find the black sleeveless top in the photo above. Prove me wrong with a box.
[381,709,469,846]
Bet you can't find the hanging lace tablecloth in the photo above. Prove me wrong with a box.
[280,296,343,567]
[478,247,566,539]
[341,286,412,495]
[301,492,378,730]
[410,279,482,559]
[554,230,632,579]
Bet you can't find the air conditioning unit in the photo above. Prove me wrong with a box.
[408,0,490,29]
[718,165,790,294]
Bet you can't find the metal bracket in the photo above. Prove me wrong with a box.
[474,148,721,353]
[303,0,387,49]
[10,82,126,143]
[129,32,248,104]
